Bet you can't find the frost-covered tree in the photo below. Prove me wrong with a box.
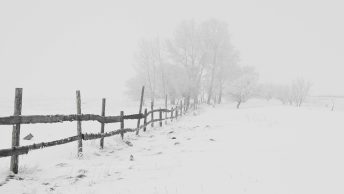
[127,19,241,106]
[166,20,206,108]
[226,66,258,108]
[126,38,168,102]
[274,85,293,105]
[213,50,240,104]
[291,78,311,107]
[199,19,235,104]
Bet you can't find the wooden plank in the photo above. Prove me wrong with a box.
[100,98,106,149]
[76,90,83,157]
[136,86,145,135]
[10,88,22,174]
[83,128,137,141]
[123,113,144,120]
[0,127,140,158]
[0,135,80,158]
[0,114,122,125]
[146,109,171,116]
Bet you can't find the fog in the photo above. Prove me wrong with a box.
[1,0,344,100]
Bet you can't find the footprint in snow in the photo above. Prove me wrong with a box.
[56,163,68,167]
[72,169,88,183]
[125,141,133,147]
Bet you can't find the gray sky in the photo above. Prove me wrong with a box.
[1,0,343,100]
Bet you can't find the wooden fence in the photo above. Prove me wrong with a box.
[0,87,198,174]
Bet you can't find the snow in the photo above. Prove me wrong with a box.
[1,99,344,193]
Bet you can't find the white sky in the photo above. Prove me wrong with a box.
[1,0,343,100]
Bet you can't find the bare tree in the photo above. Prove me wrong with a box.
[167,20,206,108]
[214,50,240,104]
[127,38,169,102]
[227,66,258,108]
[291,78,311,107]
[199,19,234,105]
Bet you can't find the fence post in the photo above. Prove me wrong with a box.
[100,98,106,149]
[10,88,23,174]
[171,108,173,122]
[159,108,162,127]
[76,90,83,157]
[136,86,145,135]
[165,95,168,124]
[120,111,124,139]
[143,108,147,132]
[151,101,154,127]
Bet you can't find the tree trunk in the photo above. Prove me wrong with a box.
[207,65,216,104]
[193,95,198,106]
[236,101,241,109]
[218,89,222,104]
[185,95,190,111]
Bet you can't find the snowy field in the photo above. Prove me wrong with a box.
[1,98,344,193]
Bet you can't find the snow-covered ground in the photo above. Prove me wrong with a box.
[1,99,344,194]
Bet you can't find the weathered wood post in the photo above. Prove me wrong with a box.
[136,86,145,135]
[159,108,162,127]
[151,101,154,127]
[10,88,23,174]
[143,108,147,132]
[76,90,83,157]
[120,111,124,139]
[100,98,106,149]
[165,95,168,124]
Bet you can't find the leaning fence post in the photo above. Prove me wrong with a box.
[76,90,83,157]
[165,95,168,124]
[143,108,147,132]
[136,86,145,135]
[10,88,23,174]
[159,108,162,127]
[151,101,154,127]
[120,111,124,139]
[100,98,106,149]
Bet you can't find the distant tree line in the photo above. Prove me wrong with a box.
[126,19,311,108]
[258,79,312,107]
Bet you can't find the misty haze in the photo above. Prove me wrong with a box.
[1,0,344,194]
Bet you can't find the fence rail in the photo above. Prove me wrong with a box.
[0,87,198,175]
